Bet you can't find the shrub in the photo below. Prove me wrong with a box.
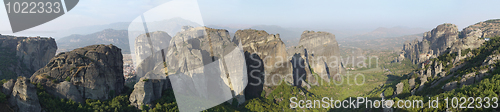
[65,76,71,82]
[384,87,394,98]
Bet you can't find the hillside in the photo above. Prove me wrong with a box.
[363,19,500,111]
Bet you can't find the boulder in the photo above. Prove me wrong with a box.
[394,82,404,96]
[442,81,458,91]
[409,78,415,90]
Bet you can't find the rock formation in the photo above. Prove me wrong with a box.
[134,31,171,70]
[394,82,404,96]
[2,77,42,112]
[129,27,247,111]
[30,44,124,102]
[0,35,57,78]
[400,19,500,64]
[233,29,292,98]
[287,31,342,84]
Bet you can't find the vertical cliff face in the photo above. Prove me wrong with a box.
[235,30,290,84]
[423,23,459,56]
[0,35,57,79]
[167,26,247,105]
[129,26,247,111]
[16,37,58,73]
[234,29,291,99]
[287,31,342,84]
[400,20,500,64]
[30,44,124,102]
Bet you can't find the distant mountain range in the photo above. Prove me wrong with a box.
[57,29,130,54]
[54,17,201,39]
[336,26,427,51]
[56,17,203,54]
[339,33,423,51]
[340,26,427,41]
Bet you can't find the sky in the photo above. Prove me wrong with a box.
[0,0,499,35]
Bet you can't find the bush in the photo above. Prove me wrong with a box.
[384,87,394,98]
[0,92,6,103]
[65,76,71,82]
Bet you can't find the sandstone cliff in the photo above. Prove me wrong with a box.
[0,35,57,79]
[400,19,500,64]
[30,44,124,102]
[1,77,42,112]
[130,27,247,111]
[287,31,342,85]
[233,29,291,99]
[165,26,247,107]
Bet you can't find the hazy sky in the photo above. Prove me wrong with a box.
[0,0,499,34]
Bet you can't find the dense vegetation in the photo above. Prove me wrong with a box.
[35,83,138,112]
[364,36,500,111]
[0,47,20,80]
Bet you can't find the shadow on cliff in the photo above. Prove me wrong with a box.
[243,51,264,100]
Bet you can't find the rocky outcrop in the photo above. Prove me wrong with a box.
[287,31,342,84]
[401,24,458,64]
[30,44,124,102]
[1,79,15,96]
[394,82,404,96]
[129,72,168,109]
[453,19,500,51]
[3,77,42,112]
[134,31,171,70]
[409,78,415,90]
[161,27,247,111]
[130,77,157,109]
[234,29,292,96]
[442,81,458,91]
[399,19,500,64]
[0,36,57,78]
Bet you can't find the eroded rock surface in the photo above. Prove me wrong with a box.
[6,77,41,112]
[400,19,500,64]
[0,36,57,78]
[30,44,124,101]
[288,31,342,84]
[234,29,292,96]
